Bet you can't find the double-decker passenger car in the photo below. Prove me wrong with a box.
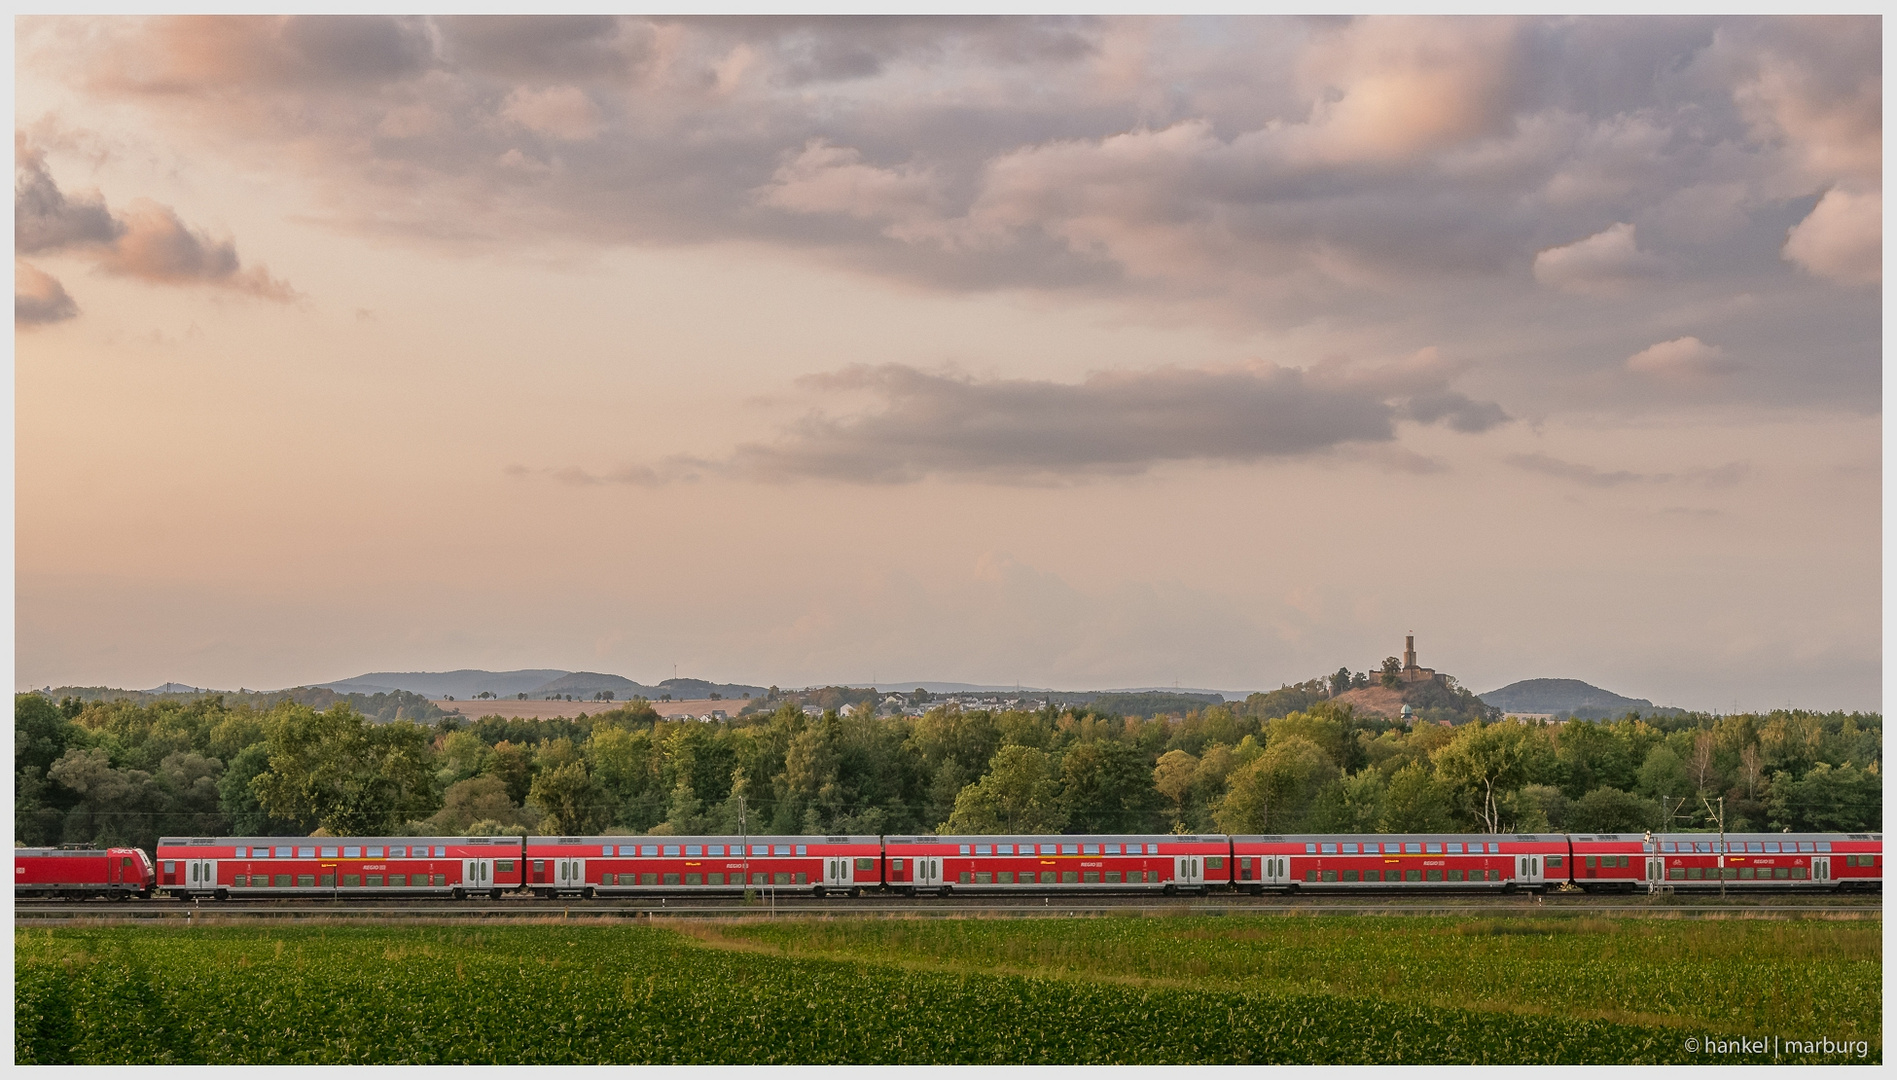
[1230,833,1568,893]
[526,834,882,898]
[154,835,524,899]
[1565,833,1648,892]
[15,846,154,899]
[1650,832,1881,890]
[883,833,1230,894]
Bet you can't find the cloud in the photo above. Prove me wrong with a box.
[501,85,604,141]
[756,139,948,242]
[15,136,121,253]
[14,139,295,303]
[1532,223,1668,294]
[15,261,78,325]
[1507,452,1750,489]
[586,358,1507,485]
[1782,187,1879,286]
[1625,336,1739,380]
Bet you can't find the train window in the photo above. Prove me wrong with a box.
[709,874,725,885]
[391,846,407,858]
[1405,844,1421,854]
[1446,870,1463,882]
[663,873,681,885]
[997,844,1014,855]
[641,873,660,885]
[890,859,904,872]
[1320,843,1337,854]
[1058,871,1076,883]
[1040,871,1057,884]
[1798,842,1814,853]
[1305,843,1317,854]
[1425,843,1442,854]
[1040,844,1058,855]
[232,875,247,887]
[367,847,384,858]
[796,846,808,857]
[1447,843,1463,854]
[1363,869,1380,882]
[1342,843,1358,854]
[1104,872,1120,883]
[1425,869,1443,882]
[998,872,1015,884]
[434,847,446,858]
[1686,868,1704,880]
[960,846,973,856]
[323,847,340,858]
[1662,842,1677,853]
[663,845,681,857]
[976,872,993,884]
[754,846,770,857]
[773,846,791,857]
[1747,842,1763,853]
[1738,868,1754,880]
[1791,867,1806,880]
[602,873,618,885]
[497,860,515,873]
[1083,844,1100,855]
[686,874,703,886]
[1105,844,1121,855]
[1694,842,1711,854]
[390,875,406,886]
[708,845,724,856]
[796,872,811,885]
[1361,842,1379,854]
[1062,844,1079,855]
[686,846,703,857]
[1774,867,1790,879]
[1342,870,1360,882]
[1206,857,1224,869]
[164,861,176,874]
[1405,870,1422,882]
[1547,856,1563,868]
[275,875,292,887]
[233,846,247,858]
[299,847,316,858]
[1816,842,1832,852]
[1668,868,1684,880]
[367,876,383,887]
[1586,856,1597,868]
[641,845,659,857]
[1764,842,1781,853]
[274,846,292,858]
[343,874,360,887]
[1305,870,1319,882]
[1487,843,1500,854]
[342,847,360,858]
[856,858,876,871]
[298,875,316,887]
[1083,871,1100,883]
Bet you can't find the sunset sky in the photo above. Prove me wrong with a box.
[13,16,1882,711]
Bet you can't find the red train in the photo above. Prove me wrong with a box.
[14,846,155,899]
[17,830,1879,900]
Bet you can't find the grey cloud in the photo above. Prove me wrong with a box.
[15,261,78,326]
[1401,390,1509,433]
[278,16,434,82]
[640,360,1501,485]
[1507,452,1751,489]
[45,16,1880,413]
[16,138,121,253]
[15,139,294,302]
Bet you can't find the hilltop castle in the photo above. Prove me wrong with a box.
[1394,634,1449,686]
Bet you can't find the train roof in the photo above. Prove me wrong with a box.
[1230,832,1561,843]
[158,835,522,846]
[886,834,1227,844]
[526,834,880,845]
[15,847,133,857]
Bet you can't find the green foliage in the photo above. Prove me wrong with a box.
[15,919,1878,1064]
[1568,786,1661,833]
[250,705,438,835]
[945,745,1067,833]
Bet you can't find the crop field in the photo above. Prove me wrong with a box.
[16,915,1880,1065]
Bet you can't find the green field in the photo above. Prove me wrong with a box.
[16,915,1880,1064]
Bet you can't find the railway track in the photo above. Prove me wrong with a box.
[15,892,1880,922]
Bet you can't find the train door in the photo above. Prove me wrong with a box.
[1173,855,1203,888]
[914,855,943,891]
[554,858,586,892]
[186,859,217,894]
[1811,857,1830,884]
[1645,856,1666,883]
[1516,853,1544,886]
[463,858,494,893]
[823,856,852,890]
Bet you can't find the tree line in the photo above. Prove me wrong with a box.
[14,689,1880,853]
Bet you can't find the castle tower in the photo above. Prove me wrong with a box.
[1404,634,1417,672]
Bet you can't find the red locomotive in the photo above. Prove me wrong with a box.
[15,846,154,899]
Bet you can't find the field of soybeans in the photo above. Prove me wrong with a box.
[16,914,1880,1064]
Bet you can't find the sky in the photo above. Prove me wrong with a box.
[12,15,1882,711]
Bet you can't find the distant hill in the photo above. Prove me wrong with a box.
[1479,678,1678,719]
[320,670,570,698]
[527,672,656,697]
